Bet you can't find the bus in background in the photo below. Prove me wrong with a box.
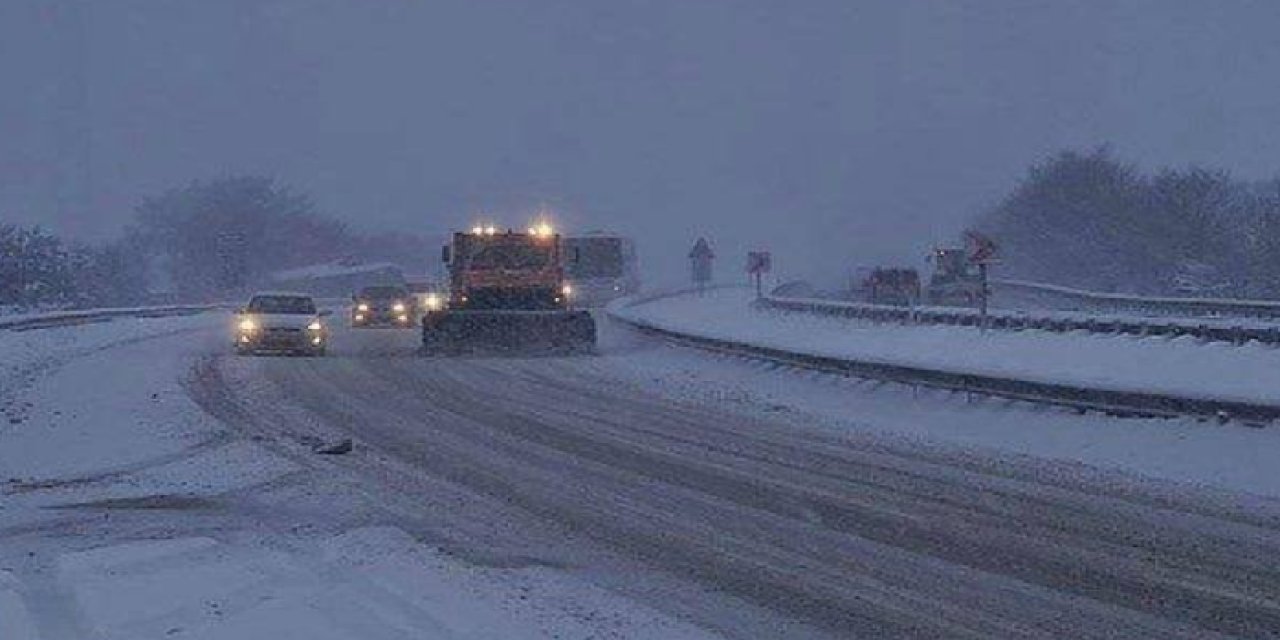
[564,234,639,307]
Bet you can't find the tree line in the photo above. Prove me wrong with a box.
[979,148,1280,298]
[1,175,435,310]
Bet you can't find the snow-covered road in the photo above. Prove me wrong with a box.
[4,309,1280,638]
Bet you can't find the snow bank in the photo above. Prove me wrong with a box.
[0,314,226,481]
[18,526,715,640]
[615,288,1280,405]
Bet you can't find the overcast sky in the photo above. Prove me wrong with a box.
[4,0,1280,283]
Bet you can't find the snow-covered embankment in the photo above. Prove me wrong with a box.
[613,287,1280,407]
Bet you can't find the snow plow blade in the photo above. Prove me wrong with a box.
[422,310,596,354]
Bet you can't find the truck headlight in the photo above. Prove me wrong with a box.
[307,321,323,332]
[357,303,369,312]
[238,318,257,332]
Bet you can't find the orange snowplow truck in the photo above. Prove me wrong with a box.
[422,225,596,353]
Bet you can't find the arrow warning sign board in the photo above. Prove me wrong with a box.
[746,251,772,275]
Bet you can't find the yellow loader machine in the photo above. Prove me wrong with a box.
[423,224,596,354]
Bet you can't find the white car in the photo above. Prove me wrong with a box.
[234,292,330,356]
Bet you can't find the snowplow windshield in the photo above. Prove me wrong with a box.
[466,242,553,270]
[248,296,317,315]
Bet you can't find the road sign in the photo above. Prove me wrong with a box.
[964,230,998,325]
[966,231,998,264]
[689,238,714,289]
[746,250,771,298]
[746,251,772,275]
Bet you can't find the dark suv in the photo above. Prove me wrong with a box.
[351,285,416,328]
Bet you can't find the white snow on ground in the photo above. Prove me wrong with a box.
[0,315,719,640]
[12,294,1280,638]
[615,287,1280,404]
[30,527,707,640]
[600,341,1280,499]
[0,313,218,442]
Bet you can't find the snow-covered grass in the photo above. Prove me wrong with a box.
[616,288,1280,405]
[13,526,708,640]
[0,313,220,438]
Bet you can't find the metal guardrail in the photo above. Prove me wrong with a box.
[609,299,1280,424]
[0,305,222,332]
[759,295,1280,346]
[992,278,1280,319]
[0,296,364,333]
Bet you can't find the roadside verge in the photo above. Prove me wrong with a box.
[609,288,1280,425]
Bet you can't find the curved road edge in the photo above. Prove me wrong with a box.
[608,290,1280,424]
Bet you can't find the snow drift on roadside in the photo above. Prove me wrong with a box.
[616,288,1280,405]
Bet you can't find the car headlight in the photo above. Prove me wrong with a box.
[307,321,323,332]
[393,302,406,313]
[424,294,442,311]
[238,318,257,332]
[561,284,573,297]
[357,303,369,312]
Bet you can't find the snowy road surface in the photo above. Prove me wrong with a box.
[3,310,1280,638]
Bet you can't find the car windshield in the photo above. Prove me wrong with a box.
[248,296,316,315]
[358,286,408,300]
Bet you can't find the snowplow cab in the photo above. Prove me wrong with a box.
[423,225,596,354]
